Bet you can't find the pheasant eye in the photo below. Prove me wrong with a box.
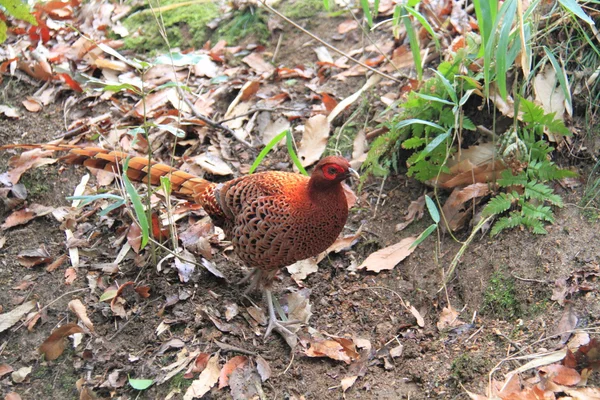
[322,164,344,180]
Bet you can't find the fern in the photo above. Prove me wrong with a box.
[486,97,575,235]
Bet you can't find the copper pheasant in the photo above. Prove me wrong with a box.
[1,144,358,340]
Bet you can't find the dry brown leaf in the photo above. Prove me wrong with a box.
[0,363,14,378]
[442,183,491,231]
[0,300,36,333]
[242,53,274,75]
[539,364,581,386]
[341,375,358,392]
[218,356,247,389]
[39,323,84,361]
[297,115,330,168]
[184,353,220,400]
[337,19,358,34]
[305,338,358,364]
[255,355,271,382]
[0,105,20,119]
[555,304,578,344]
[396,194,426,232]
[64,267,77,285]
[17,247,52,268]
[5,391,22,400]
[436,306,464,330]
[287,258,318,283]
[68,299,94,332]
[22,98,42,112]
[46,254,68,272]
[6,149,57,184]
[191,152,233,176]
[358,237,417,272]
[10,366,31,383]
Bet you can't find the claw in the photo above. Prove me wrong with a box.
[264,289,301,347]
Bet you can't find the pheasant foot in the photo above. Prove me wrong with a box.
[264,289,302,348]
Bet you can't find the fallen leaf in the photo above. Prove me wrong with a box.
[242,53,274,75]
[191,153,233,176]
[184,352,220,400]
[64,267,77,285]
[4,391,22,400]
[39,323,84,360]
[0,105,20,119]
[337,19,358,34]
[396,194,426,232]
[11,366,31,383]
[68,299,94,332]
[2,204,54,230]
[297,114,330,168]
[539,364,581,386]
[16,247,52,267]
[437,305,464,330]
[442,183,491,231]
[218,356,247,389]
[305,337,358,364]
[287,258,318,283]
[555,304,578,344]
[341,375,358,392]
[6,149,56,184]
[358,237,417,272]
[0,363,14,378]
[0,300,36,333]
[255,355,271,382]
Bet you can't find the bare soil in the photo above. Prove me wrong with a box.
[1,15,599,400]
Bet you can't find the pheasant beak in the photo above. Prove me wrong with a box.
[348,168,360,180]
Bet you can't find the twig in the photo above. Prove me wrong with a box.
[14,288,89,331]
[512,274,550,284]
[175,86,252,147]
[214,340,257,356]
[259,0,403,83]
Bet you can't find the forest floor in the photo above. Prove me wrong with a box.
[1,3,599,400]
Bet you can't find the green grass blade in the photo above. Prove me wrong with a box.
[558,0,594,26]
[402,6,422,80]
[286,130,308,176]
[248,130,287,174]
[413,129,451,163]
[394,118,446,132]
[411,223,437,248]
[361,0,373,27]
[495,0,517,100]
[544,46,572,111]
[123,174,149,249]
[406,6,441,50]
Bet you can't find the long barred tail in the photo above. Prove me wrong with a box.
[1,144,223,217]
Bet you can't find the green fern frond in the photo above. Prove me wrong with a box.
[491,214,523,235]
[524,181,563,206]
[521,201,555,222]
[498,170,528,187]
[483,192,515,216]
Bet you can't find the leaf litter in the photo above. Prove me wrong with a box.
[0,0,598,398]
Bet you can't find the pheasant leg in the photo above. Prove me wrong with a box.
[264,289,302,340]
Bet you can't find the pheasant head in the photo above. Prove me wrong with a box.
[309,156,359,191]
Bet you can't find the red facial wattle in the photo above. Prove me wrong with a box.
[322,163,345,180]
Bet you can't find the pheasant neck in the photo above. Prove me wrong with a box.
[307,179,343,202]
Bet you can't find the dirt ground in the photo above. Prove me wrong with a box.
[1,14,600,400]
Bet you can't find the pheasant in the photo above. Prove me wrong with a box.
[1,144,358,341]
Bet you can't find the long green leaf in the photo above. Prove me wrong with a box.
[123,174,149,249]
[248,130,287,174]
[286,131,308,176]
[543,47,572,111]
[413,129,451,163]
[402,6,422,81]
[361,0,373,27]
[393,118,446,132]
[496,0,517,100]
[411,223,437,248]
[558,0,594,26]
[405,6,441,50]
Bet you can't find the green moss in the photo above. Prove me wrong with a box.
[169,372,193,391]
[279,0,325,19]
[450,353,489,383]
[481,270,520,320]
[214,8,270,44]
[21,169,51,197]
[121,0,219,53]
